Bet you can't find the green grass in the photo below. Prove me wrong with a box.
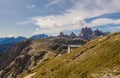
[23,32,120,78]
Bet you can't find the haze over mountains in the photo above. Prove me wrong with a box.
[0,34,48,45]
[0,34,47,53]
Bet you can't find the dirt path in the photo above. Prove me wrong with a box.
[24,73,36,78]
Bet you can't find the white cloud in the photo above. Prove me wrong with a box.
[16,19,33,25]
[26,4,35,9]
[7,34,14,37]
[32,14,85,35]
[89,18,120,26]
[19,0,120,35]
[45,0,61,8]
[0,34,17,38]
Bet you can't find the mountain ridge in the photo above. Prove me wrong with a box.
[0,28,117,78]
[0,36,87,78]
[22,31,120,78]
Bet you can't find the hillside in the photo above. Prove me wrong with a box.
[22,31,120,78]
[0,37,86,78]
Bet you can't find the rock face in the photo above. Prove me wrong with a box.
[69,32,77,38]
[0,40,31,78]
[92,29,105,38]
[59,32,65,37]
[0,39,55,78]
[58,32,77,38]
[0,37,87,78]
[79,27,93,40]
[79,27,109,40]
[58,32,68,38]
[58,27,109,40]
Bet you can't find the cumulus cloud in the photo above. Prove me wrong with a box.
[19,0,120,35]
[32,14,86,35]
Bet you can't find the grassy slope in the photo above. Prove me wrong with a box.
[29,32,120,78]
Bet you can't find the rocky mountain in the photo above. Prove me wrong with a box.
[59,32,64,37]
[58,27,109,40]
[69,32,77,38]
[0,44,14,53]
[0,37,87,78]
[0,28,116,78]
[0,34,49,45]
[58,32,77,38]
[0,37,27,53]
[0,39,55,78]
[58,32,69,38]
[0,31,119,78]
[93,29,110,38]
[30,34,48,40]
[0,36,26,45]
[21,31,120,78]
[0,34,49,53]
[79,27,110,40]
[79,27,93,40]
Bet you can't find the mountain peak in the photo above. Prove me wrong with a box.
[79,27,110,40]
[69,32,77,38]
[30,34,48,40]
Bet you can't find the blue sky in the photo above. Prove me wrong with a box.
[0,0,120,37]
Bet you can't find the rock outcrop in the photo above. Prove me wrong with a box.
[0,37,87,78]
[69,32,77,38]
[79,27,93,40]
[58,32,68,38]
[0,39,55,78]
[79,27,110,40]
[58,27,109,40]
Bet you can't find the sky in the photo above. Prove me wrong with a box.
[0,0,120,37]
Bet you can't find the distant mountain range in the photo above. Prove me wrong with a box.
[0,28,109,45]
[58,27,110,40]
[79,27,110,40]
[0,37,26,45]
[0,34,48,53]
[30,34,48,40]
[0,28,110,53]
[0,34,48,45]
[0,37,27,53]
